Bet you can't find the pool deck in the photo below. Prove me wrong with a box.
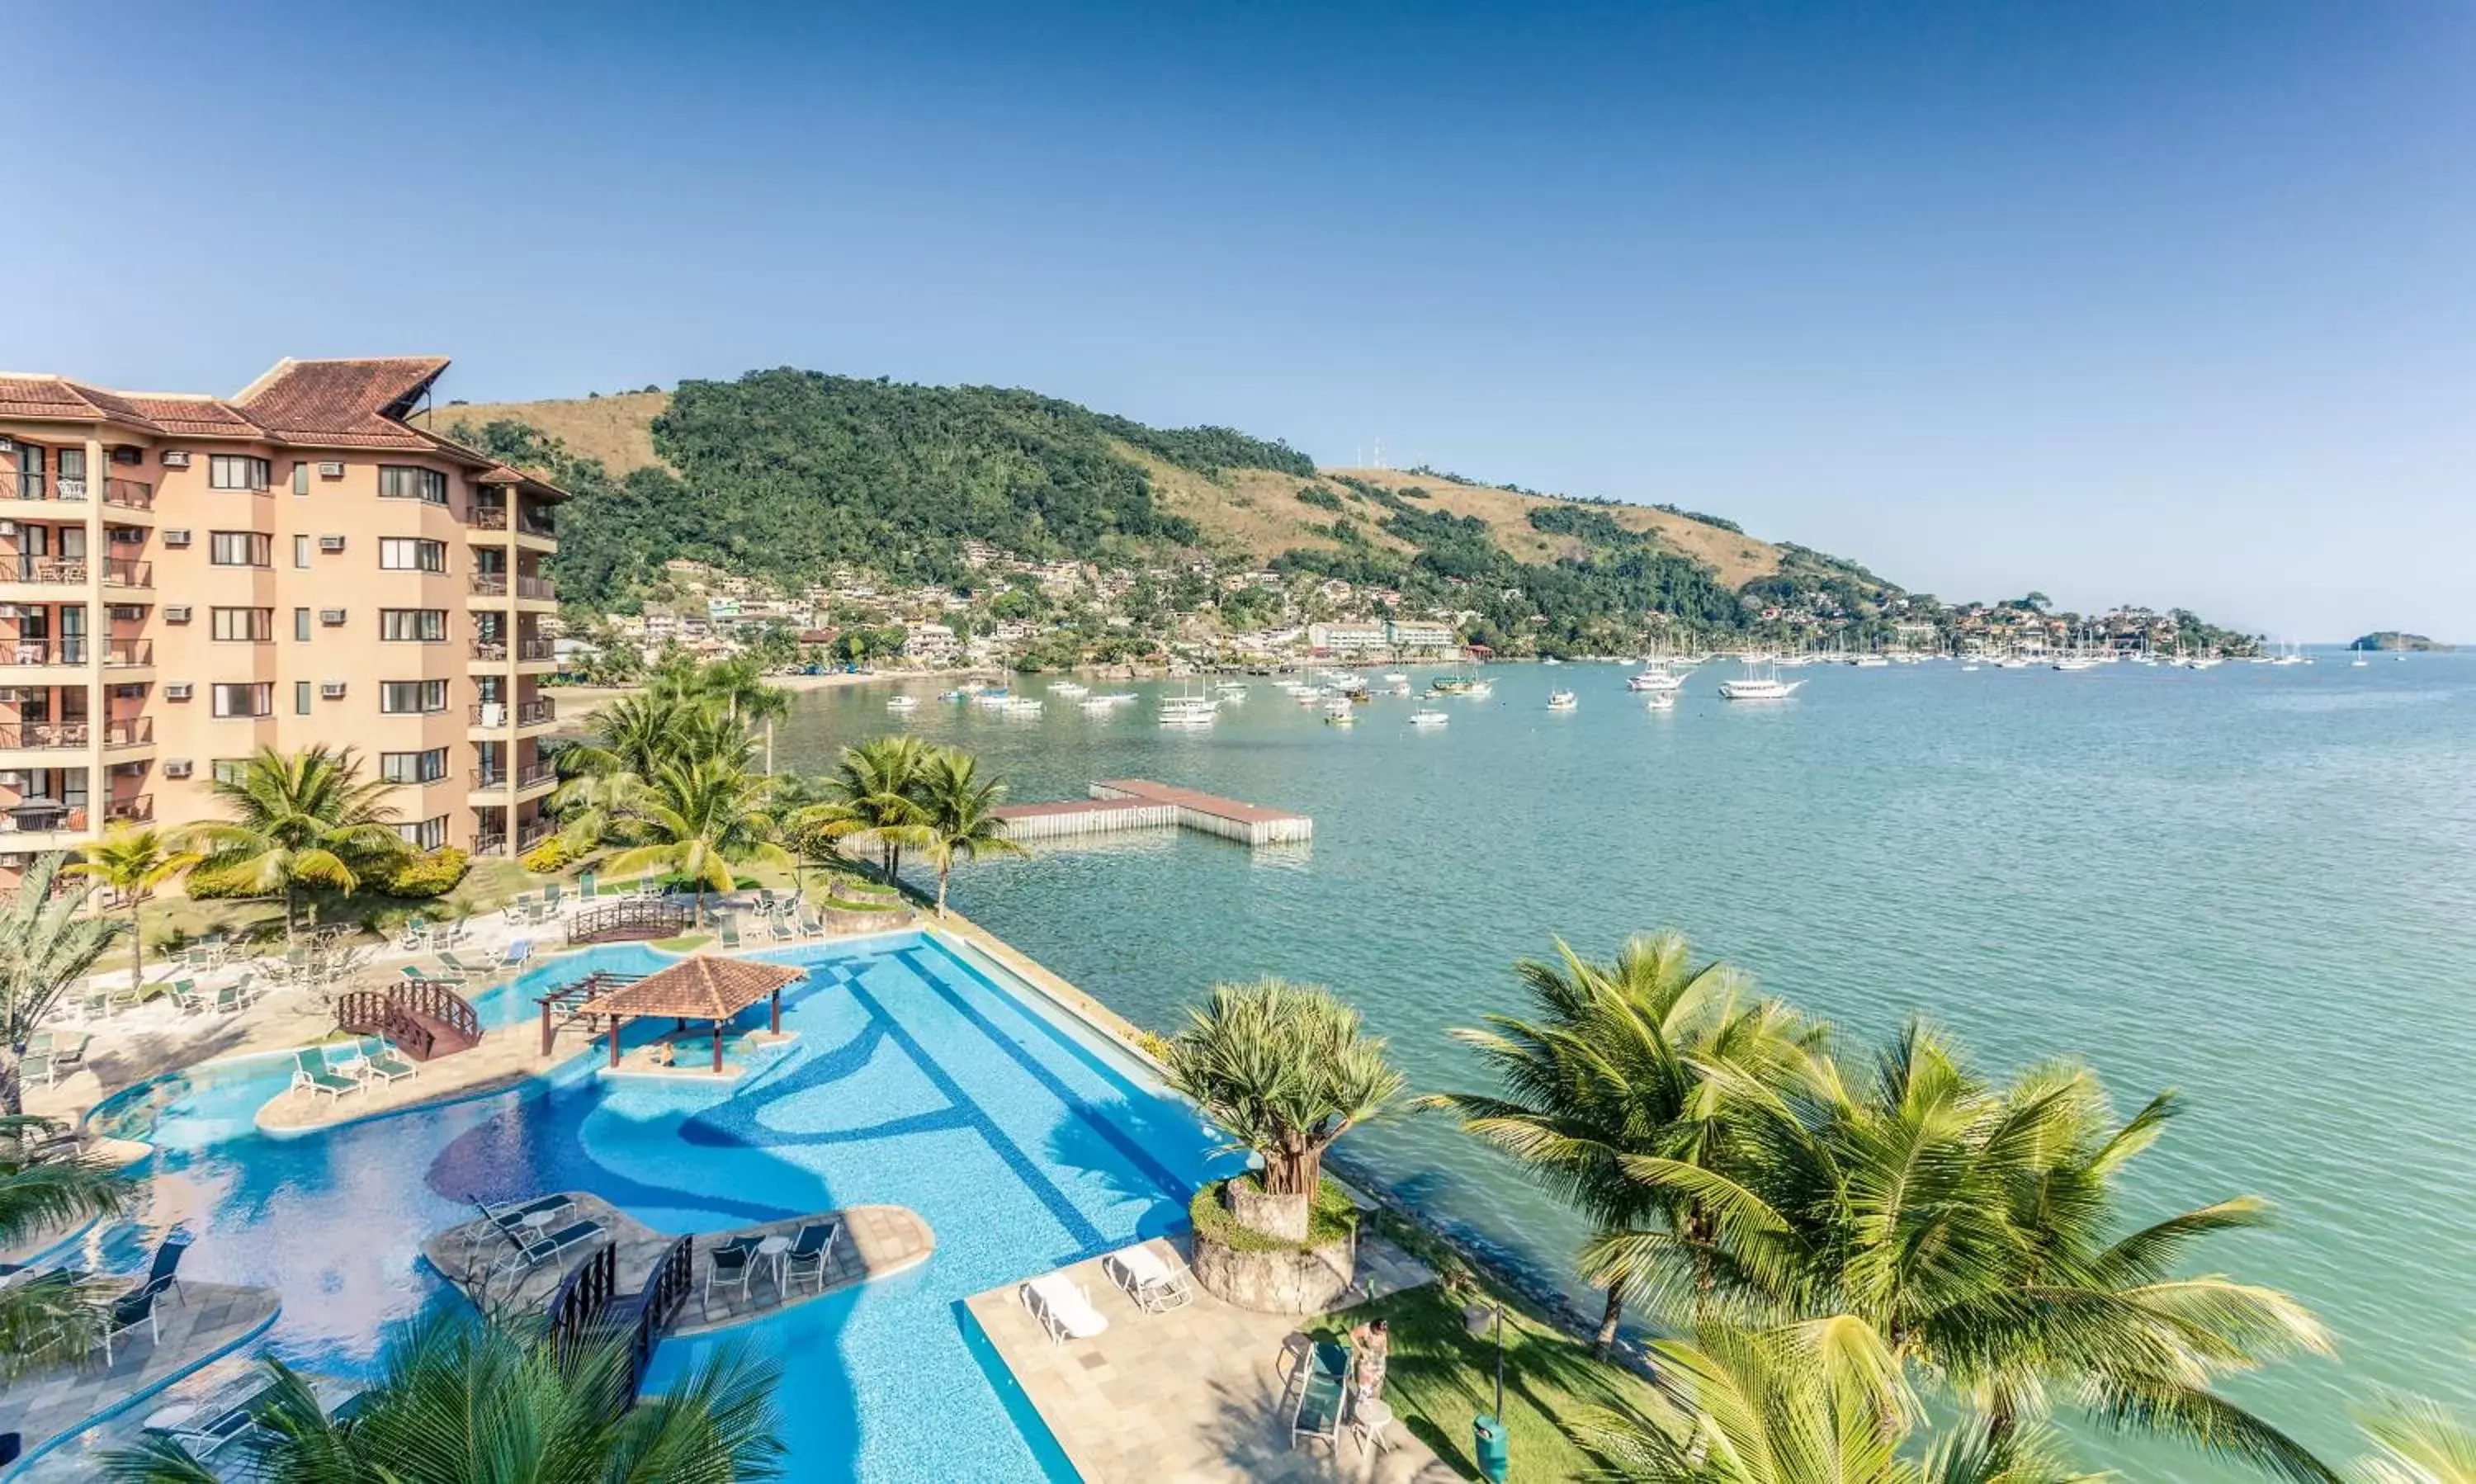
[967,1236,1458,1484]
[0,1279,281,1467]
[423,1193,933,1333]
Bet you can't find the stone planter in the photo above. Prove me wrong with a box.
[1226,1181,1311,1244]
[1191,1226,1359,1316]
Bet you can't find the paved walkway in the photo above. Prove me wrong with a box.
[0,1279,280,1465]
[966,1236,1460,1484]
[423,1192,933,1330]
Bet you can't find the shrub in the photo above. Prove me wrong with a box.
[1188,1175,1360,1254]
[384,848,470,899]
[520,836,572,874]
[186,862,270,901]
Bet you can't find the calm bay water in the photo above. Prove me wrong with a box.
[772,653,2476,1479]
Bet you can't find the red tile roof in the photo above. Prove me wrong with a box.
[230,357,448,450]
[119,395,267,439]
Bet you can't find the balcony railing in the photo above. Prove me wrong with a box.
[516,575,555,601]
[0,640,80,666]
[7,557,89,584]
[517,817,556,851]
[0,806,87,836]
[106,793,153,824]
[470,574,508,598]
[102,717,154,748]
[468,698,555,727]
[467,505,509,531]
[103,478,153,510]
[470,636,557,663]
[104,559,149,587]
[474,833,506,857]
[0,723,87,749]
[0,470,45,502]
[470,759,556,792]
[520,512,557,539]
[105,638,152,667]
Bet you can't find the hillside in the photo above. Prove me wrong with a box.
[422,390,1788,586]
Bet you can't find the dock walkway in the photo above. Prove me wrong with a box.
[994,778,1311,847]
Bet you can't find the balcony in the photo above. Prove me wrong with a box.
[102,716,154,749]
[106,794,154,824]
[517,816,556,851]
[470,759,556,792]
[105,638,152,668]
[469,574,508,598]
[470,636,557,664]
[466,698,556,728]
[467,505,510,532]
[516,574,555,602]
[520,512,556,540]
[0,640,83,669]
[103,478,153,511]
[0,722,90,751]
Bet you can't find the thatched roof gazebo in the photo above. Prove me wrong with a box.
[569,954,806,1073]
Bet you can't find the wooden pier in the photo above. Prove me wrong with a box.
[993,778,1311,847]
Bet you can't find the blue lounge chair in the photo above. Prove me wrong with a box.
[705,1236,763,1309]
[139,1233,191,1308]
[465,1194,571,1261]
[780,1220,841,1293]
[492,1218,605,1277]
[94,1278,171,1362]
[155,1380,279,1458]
[291,1050,363,1103]
[1290,1340,1351,1449]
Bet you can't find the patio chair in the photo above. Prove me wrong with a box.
[163,979,201,1014]
[183,948,215,975]
[491,1217,607,1277]
[541,882,563,911]
[155,1379,280,1459]
[291,1050,364,1103]
[1289,1339,1351,1450]
[227,971,261,1004]
[636,877,666,900]
[1103,1242,1195,1313]
[94,1276,172,1362]
[399,915,429,952]
[50,1033,90,1069]
[576,870,597,900]
[718,919,742,952]
[18,1047,51,1091]
[780,1219,842,1293]
[139,1232,191,1307]
[1020,1274,1110,1346]
[77,990,111,1021]
[355,1037,418,1087]
[281,948,314,985]
[705,1236,763,1310]
[436,951,494,981]
[502,939,535,972]
[766,912,797,943]
[797,906,826,939]
[465,1194,572,1261]
[212,985,245,1015]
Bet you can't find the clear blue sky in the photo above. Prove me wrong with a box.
[8,2,2471,640]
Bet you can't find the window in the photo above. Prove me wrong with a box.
[379,608,447,642]
[210,683,272,718]
[291,462,309,496]
[294,607,310,642]
[294,535,311,569]
[380,748,448,784]
[378,466,448,504]
[394,815,448,851]
[210,607,273,642]
[210,758,251,785]
[209,455,270,491]
[208,531,272,567]
[380,679,447,714]
[379,538,447,573]
[295,680,312,715]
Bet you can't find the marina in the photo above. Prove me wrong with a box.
[991,777,1314,845]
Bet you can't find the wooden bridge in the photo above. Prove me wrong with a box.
[567,898,695,944]
[335,980,482,1062]
[546,1233,696,1406]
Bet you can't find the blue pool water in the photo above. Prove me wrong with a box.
[43,931,1235,1482]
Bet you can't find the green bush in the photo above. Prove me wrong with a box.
[1188,1174,1360,1254]
[520,836,573,874]
[185,862,269,901]
[384,848,470,899]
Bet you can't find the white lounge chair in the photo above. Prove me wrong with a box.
[1021,1273,1109,1345]
[1103,1242,1194,1312]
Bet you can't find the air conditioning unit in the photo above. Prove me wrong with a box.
[479,702,507,728]
[319,608,346,626]
[320,681,347,699]
[165,605,193,623]
[0,437,14,452]
[163,529,191,546]
[0,522,15,538]
[165,683,194,701]
[163,759,194,778]
[109,606,144,621]
[318,534,346,552]
[317,461,345,479]
[159,451,191,469]
[111,446,143,466]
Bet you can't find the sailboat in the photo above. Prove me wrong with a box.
[1719,659,1803,701]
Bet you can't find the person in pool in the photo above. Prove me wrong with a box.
[1349,1317,1390,1403]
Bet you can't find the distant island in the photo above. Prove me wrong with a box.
[2350,631,2452,652]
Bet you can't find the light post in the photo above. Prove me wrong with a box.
[1472,1300,1510,1482]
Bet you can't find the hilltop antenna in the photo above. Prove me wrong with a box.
[1373,437,1384,470]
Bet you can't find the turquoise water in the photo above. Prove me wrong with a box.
[779,653,2476,1480]
[38,933,1231,1482]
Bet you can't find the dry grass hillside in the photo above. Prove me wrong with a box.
[416,391,673,475]
[417,394,1784,587]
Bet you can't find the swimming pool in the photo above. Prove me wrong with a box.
[37,930,1236,1482]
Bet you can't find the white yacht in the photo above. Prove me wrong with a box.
[1547,690,1577,711]
[886,694,919,711]
[1049,680,1089,697]
[1158,693,1219,727]
[1643,691,1677,711]
[1851,655,1891,669]
[1410,709,1448,728]
[1382,672,1409,684]
[1719,661,1803,701]
[1627,664,1685,693]
[999,697,1045,716]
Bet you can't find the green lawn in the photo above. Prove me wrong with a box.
[1308,1279,1654,1482]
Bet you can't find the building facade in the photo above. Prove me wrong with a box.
[0,357,567,879]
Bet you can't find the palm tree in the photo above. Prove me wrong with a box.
[1575,1322,2105,1484]
[0,1114,139,1375]
[1162,979,1403,1242]
[1420,933,1818,1356]
[1625,1020,2338,1482]
[913,747,1027,917]
[2351,1392,2476,1484]
[0,853,125,1114]
[812,735,935,885]
[187,747,409,945]
[604,755,795,927]
[103,1307,782,1482]
[66,827,203,997]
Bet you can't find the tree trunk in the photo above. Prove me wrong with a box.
[1594,1283,1625,1358]
[128,900,146,995]
[693,887,706,929]
[936,864,950,918]
[0,1052,21,1118]
[285,885,300,947]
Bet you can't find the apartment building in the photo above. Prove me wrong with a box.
[0,356,567,881]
